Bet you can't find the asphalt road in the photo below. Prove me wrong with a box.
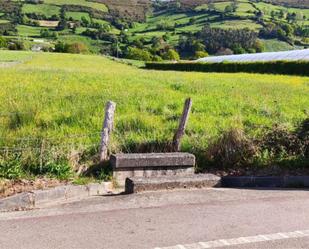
[1,188,309,249]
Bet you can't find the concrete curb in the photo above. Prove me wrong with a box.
[221,176,309,188]
[0,182,113,212]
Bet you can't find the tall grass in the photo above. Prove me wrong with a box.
[0,51,309,178]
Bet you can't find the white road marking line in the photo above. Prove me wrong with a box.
[154,229,309,249]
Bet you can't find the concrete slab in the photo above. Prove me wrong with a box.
[111,153,196,186]
[111,153,195,168]
[125,174,221,193]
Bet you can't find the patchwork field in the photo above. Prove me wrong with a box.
[0,51,308,179]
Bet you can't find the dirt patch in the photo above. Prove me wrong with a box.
[38,20,59,27]
[0,178,69,199]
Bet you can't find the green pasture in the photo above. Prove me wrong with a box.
[0,51,308,178]
[16,25,42,37]
[22,4,60,18]
[66,12,91,22]
[43,0,108,12]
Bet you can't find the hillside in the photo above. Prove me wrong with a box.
[0,50,309,179]
[0,0,308,59]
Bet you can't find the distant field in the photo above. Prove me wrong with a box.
[262,39,296,52]
[262,0,309,8]
[16,25,42,37]
[38,20,59,27]
[66,11,91,22]
[255,2,309,18]
[210,19,262,30]
[0,51,308,178]
[57,35,107,53]
[43,0,108,12]
[22,4,60,17]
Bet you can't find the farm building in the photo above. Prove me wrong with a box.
[197,49,309,63]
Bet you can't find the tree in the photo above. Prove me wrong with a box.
[8,41,25,51]
[198,26,258,54]
[66,42,88,54]
[163,49,180,61]
[0,36,7,48]
[126,47,152,61]
[254,40,264,52]
[232,44,246,54]
[224,5,234,14]
[194,51,209,59]
[81,16,89,27]
[189,17,196,25]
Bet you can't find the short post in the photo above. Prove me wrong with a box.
[100,101,116,162]
[172,98,192,152]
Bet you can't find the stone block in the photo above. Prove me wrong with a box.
[111,153,195,169]
[125,174,221,193]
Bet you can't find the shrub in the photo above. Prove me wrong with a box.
[259,125,304,157]
[54,41,68,53]
[54,42,88,54]
[163,49,180,61]
[297,119,309,157]
[126,47,152,61]
[205,128,257,168]
[8,41,25,51]
[152,55,163,62]
[194,51,209,59]
[0,36,7,48]
[66,42,88,54]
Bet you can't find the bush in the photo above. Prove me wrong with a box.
[205,128,257,168]
[202,120,309,172]
[163,49,180,61]
[66,42,88,54]
[126,47,152,61]
[0,36,7,48]
[8,41,25,51]
[54,42,88,54]
[145,60,309,76]
[152,55,163,62]
[259,125,304,157]
[194,51,209,59]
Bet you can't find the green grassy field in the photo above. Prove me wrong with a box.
[22,4,60,18]
[16,25,42,37]
[66,12,91,22]
[43,0,108,12]
[0,50,308,179]
[1,0,308,55]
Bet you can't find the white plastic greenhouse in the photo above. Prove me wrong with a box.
[196,49,309,63]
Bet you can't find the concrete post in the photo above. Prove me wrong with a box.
[100,101,116,162]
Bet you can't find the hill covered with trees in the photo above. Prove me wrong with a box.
[0,0,308,60]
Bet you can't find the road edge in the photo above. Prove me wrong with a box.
[0,182,113,212]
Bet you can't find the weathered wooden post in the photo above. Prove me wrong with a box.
[172,98,192,152]
[100,101,116,162]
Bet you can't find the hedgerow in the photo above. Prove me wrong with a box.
[145,60,309,76]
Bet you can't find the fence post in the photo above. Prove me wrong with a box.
[172,98,192,152]
[100,101,116,162]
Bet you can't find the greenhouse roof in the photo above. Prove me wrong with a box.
[196,49,309,63]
